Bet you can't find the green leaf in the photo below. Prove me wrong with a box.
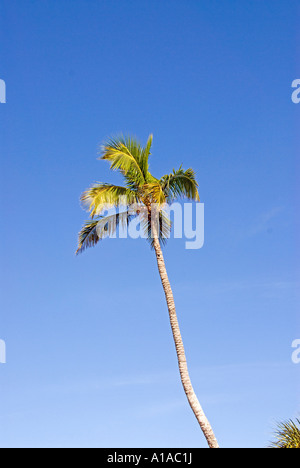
[160,167,200,202]
[80,183,138,217]
[76,211,136,254]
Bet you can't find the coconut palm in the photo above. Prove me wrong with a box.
[76,134,219,448]
[269,418,300,448]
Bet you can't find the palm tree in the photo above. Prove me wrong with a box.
[269,418,300,448]
[76,134,219,449]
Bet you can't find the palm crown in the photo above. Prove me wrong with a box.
[269,418,300,448]
[76,134,200,254]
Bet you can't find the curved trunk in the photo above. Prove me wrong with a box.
[152,236,219,449]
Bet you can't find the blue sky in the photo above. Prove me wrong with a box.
[0,0,299,448]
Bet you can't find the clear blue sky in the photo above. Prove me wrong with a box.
[0,0,299,448]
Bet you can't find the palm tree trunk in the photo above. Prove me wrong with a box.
[152,236,219,449]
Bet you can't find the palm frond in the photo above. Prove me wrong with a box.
[160,166,200,202]
[76,210,136,254]
[80,183,138,217]
[141,133,153,181]
[99,135,146,186]
[75,220,100,255]
[269,419,300,448]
